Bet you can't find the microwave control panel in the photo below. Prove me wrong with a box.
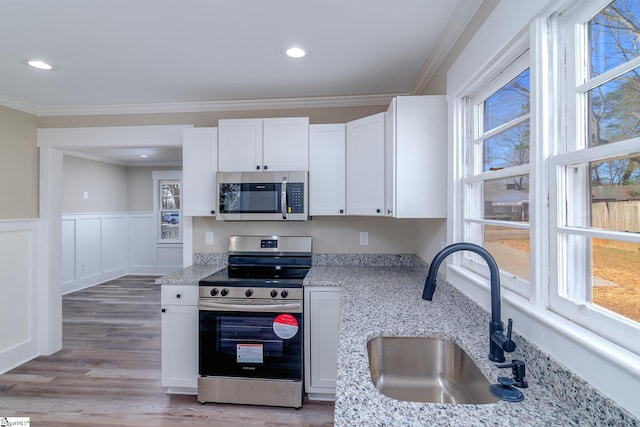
[287,183,305,213]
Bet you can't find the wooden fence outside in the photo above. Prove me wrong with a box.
[592,200,640,233]
[592,201,640,252]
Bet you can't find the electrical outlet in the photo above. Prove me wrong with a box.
[83,191,89,200]
[205,232,214,246]
[359,231,369,245]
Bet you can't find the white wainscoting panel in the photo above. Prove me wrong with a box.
[102,215,127,274]
[77,217,102,281]
[61,219,76,285]
[0,220,39,374]
[129,213,156,273]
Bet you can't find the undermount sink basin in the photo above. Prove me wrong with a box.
[366,336,498,404]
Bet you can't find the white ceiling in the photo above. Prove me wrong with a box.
[1,0,482,164]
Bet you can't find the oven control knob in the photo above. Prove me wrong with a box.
[210,288,219,296]
[221,288,229,297]
[280,290,289,299]
[245,289,253,297]
[270,289,278,298]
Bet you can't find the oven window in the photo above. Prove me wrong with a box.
[218,316,284,358]
[199,310,303,380]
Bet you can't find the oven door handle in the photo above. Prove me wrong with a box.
[199,300,302,313]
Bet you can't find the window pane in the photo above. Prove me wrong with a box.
[161,211,180,240]
[589,0,640,78]
[484,225,530,281]
[592,237,640,323]
[591,155,640,232]
[161,181,181,209]
[483,176,530,221]
[483,119,530,171]
[484,69,530,132]
[589,66,640,146]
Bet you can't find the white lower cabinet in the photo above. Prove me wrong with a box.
[161,285,198,394]
[304,287,341,400]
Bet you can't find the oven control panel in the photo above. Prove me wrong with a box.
[260,239,278,248]
[199,286,302,300]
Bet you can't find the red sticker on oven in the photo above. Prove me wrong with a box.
[273,314,299,339]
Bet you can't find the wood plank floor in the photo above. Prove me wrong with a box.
[0,276,334,426]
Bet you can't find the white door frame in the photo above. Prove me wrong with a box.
[37,124,192,354]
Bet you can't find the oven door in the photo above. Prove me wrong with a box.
[199,299,303,381]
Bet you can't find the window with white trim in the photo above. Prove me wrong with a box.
[463,54,531,298]
[550,0,640,353]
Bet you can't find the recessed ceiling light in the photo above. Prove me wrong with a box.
[138,154,149,158]
[27,60,53,70]
[285,47,306,58]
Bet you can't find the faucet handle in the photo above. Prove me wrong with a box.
[497,359,528,388]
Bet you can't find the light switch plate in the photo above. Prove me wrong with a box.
[205,232,214,246]
[359,231,369,245]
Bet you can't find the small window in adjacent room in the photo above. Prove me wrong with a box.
[157,178,182,242]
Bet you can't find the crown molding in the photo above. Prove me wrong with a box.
[410,0,483,95]
[0,94,39,115]
[1,93,401,117]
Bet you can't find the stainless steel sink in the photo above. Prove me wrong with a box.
[366,336,498,404]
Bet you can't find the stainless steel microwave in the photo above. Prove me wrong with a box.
[216,171,308,221]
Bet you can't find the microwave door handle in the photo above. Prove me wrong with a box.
[281,177,288,219]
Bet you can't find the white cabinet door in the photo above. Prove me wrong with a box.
[304,287,341,400]
[387,96,447,218]
[161,304,198,391]
[218,117,309,172]
[218,118,263,172]
[161,285,198,393]
[263,117,309,171]
[309,124,346,216]
[182,127,217,216]
[346,112,385,216]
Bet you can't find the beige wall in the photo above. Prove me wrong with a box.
[36,105,388,128]
[62,156,180,213]
[0,106,39,219]
[127,166,180,212]
[62,155,129,213]
[193,216,420,255]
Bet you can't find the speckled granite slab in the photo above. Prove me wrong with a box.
[303,262,639,426]
[160,264,226,285]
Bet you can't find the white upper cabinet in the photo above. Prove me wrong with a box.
[182,127,217,217]
[218,117,309,172]
[309,124,346,216]
[346,112,385,216]
[217,119,263,172]
[385,96,447,218]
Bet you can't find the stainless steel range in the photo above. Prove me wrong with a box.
[197,235,312,408]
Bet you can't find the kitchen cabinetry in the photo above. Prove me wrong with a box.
[385,95,447,218]
[161,285,198,394]
[218,117,309,172]
[346,113,385,216]
[309,124,346,216]
[304,287,341,400]
[182,128,217,217]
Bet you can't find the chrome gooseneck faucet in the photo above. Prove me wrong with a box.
[422,242,516,363]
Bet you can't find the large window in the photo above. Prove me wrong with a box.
[455,0,640,355]
[463,55,531,297]
[550,0,640,353]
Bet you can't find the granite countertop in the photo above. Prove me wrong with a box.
[160,253,637,425]
[304,264,638,427]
